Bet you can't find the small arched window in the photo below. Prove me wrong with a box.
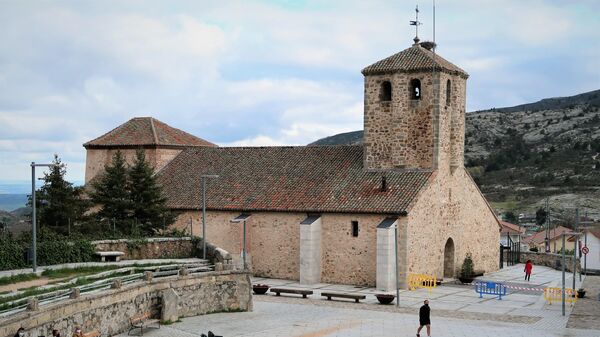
[380,81,392,102]
[446,79,452,106]
[410,79,421,100]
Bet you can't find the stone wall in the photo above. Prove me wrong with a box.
[93,237,197,260]
[405,167,500,287]
[84,147,182,183]
[516,251,581,273]
[172,211,384,287]
[363,69,466,171]
[0,270,252,337]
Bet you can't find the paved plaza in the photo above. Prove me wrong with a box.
[117,264,599,337]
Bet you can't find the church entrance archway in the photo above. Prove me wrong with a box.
[443,238,455,278]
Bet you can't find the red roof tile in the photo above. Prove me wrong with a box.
[157,146,433,214]
[84,117,216,148]
[500,221,524,235]
[362,43,468,78]
[523,226,572,245]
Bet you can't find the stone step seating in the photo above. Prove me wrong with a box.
[269,287,313,298]
[321,292,366,303]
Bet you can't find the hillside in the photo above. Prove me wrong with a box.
[310,89,600,221]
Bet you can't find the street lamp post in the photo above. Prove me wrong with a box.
[31,162,54,273]
[201,174,219,259]
[394,223,399,307]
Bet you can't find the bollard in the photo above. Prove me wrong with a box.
[111,279,123,289]
[215,262,223,272]
[27,297,39,311]
[70,288,80,299]
[144,271,154,282]
[179,267,189,276]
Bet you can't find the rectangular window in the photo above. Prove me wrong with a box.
[351,221,359,237]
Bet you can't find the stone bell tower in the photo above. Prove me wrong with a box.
[361,40,469,172]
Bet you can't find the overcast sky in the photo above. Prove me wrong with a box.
[0,0,598,184]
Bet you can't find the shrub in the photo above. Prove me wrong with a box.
[460,253,475,278]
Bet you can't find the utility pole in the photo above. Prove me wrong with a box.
[573,208,579,288]
[562,233,566,316]
[394,223,399,308]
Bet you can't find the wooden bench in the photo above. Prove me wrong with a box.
[95,251,125,262]
[128,311,161,335]
[269,287,313,298]
[321,292,366,303]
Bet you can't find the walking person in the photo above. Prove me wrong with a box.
[524,260,533,281]
[416,299,431,337]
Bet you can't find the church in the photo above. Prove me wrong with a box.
[83,38,500,290]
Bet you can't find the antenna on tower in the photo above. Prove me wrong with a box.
[409,5,422,45]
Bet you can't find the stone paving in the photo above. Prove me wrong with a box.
[567,275,600,330]
[114,264,599,337]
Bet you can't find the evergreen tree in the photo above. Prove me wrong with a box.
[90,150,131,231]
[128,149,173,234]
[34,155,88,234]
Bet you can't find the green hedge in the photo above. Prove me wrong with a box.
[0,229,95,271]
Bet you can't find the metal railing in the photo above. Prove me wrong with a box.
[0,262,214,318]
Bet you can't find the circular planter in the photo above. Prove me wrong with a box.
[577,290,586,298]
[458,277,474,284]
[252,284,269,295]
[375,294,396,305]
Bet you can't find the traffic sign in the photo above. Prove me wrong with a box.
[582,246,589,255]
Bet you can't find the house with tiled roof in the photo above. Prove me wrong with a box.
[84,39,501,289]
[523,226,574,253]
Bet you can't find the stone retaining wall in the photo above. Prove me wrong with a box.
[516,251,581,273]
[93,237,197,260]
[0,270,252,337]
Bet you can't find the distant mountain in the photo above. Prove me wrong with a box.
[309,89,600,219]
[0,194,28,212]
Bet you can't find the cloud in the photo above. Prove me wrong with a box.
[0,0,598,183]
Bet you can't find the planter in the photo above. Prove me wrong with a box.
[577,289,586,298]
[252,284,270,295]
[375,294,396,305]
[458,276,475,284]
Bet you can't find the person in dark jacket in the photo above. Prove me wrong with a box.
[14,327,26,337]
[416,299,431,337]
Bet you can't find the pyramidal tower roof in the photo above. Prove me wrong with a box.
[361,42,468,78]
[84,117,216,148]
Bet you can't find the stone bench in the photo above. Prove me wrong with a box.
[72,330,100,337]
[269,287,313,298]
[95,251,125,262]
[129,311,160,335]
[321,292,366,303]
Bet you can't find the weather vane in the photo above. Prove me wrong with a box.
[410,5,422,44]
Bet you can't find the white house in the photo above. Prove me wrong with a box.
[581,229,600,272]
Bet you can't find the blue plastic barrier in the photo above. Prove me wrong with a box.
[474,281,507,300]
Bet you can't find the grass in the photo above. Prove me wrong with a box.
[490,200,520,211]
[41,265,122,279]
[0,273,40,286]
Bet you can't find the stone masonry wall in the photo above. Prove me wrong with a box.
[173,211,301,280]
[516,251,581,273]
[84,147,182,183]
[93,237,196,260]
[172,211,386,287]
[363,73,435,170]
[0,270,252,337]
[405,167,500,284]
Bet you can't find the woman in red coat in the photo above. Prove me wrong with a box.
[524,260,533,281]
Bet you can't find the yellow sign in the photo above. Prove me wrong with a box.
[408,273,437,292]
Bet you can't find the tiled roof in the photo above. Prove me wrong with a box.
[84,117,216,148]
[523,226,572,245]
[361,43,468,78]
[500,221,524,235]
[157,146,433,214]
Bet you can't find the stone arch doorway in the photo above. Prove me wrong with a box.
[443,238,455,278]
